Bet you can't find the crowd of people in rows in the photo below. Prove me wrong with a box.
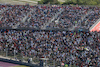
[0,4,32,28]
[0,3,100,67]
[22,5,61,28]
[0,30,100,67]
[0,4,62,28]
[81,7,100,29]
[48,6,100,29]
[0,4,100,29]
[48,6,89,29]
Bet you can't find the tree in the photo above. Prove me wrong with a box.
[63,0,100,5]
[38,0,59,4]
[38,0,100,5]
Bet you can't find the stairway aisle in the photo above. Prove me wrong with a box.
[12,9,33,29]
[69,10,92,31]
[42,8,64,29]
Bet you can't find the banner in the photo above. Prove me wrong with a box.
[90,20,100,32]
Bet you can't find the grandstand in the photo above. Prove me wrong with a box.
[0,3,100,67]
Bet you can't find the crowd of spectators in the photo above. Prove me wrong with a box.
[48,6,89,29]
[81,7,100,29]
[48,6,100,30]
[0,4,100,29]
[22,5,61,28]
[0,30,100,67]
[0,4,100,67]
[0,4,32,28]
[0,4,61,28]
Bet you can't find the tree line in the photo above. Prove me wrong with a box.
[38,0,100,5]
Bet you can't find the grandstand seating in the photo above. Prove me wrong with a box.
[0,4,100,67]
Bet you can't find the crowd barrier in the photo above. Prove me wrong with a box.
[0,27,89,32]
[0,57,41,67]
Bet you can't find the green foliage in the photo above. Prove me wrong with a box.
[63,0,100,5]
[38,0,100,5]
[38,0,60,4]
[38,1,43,4]
[87,0,97,5]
